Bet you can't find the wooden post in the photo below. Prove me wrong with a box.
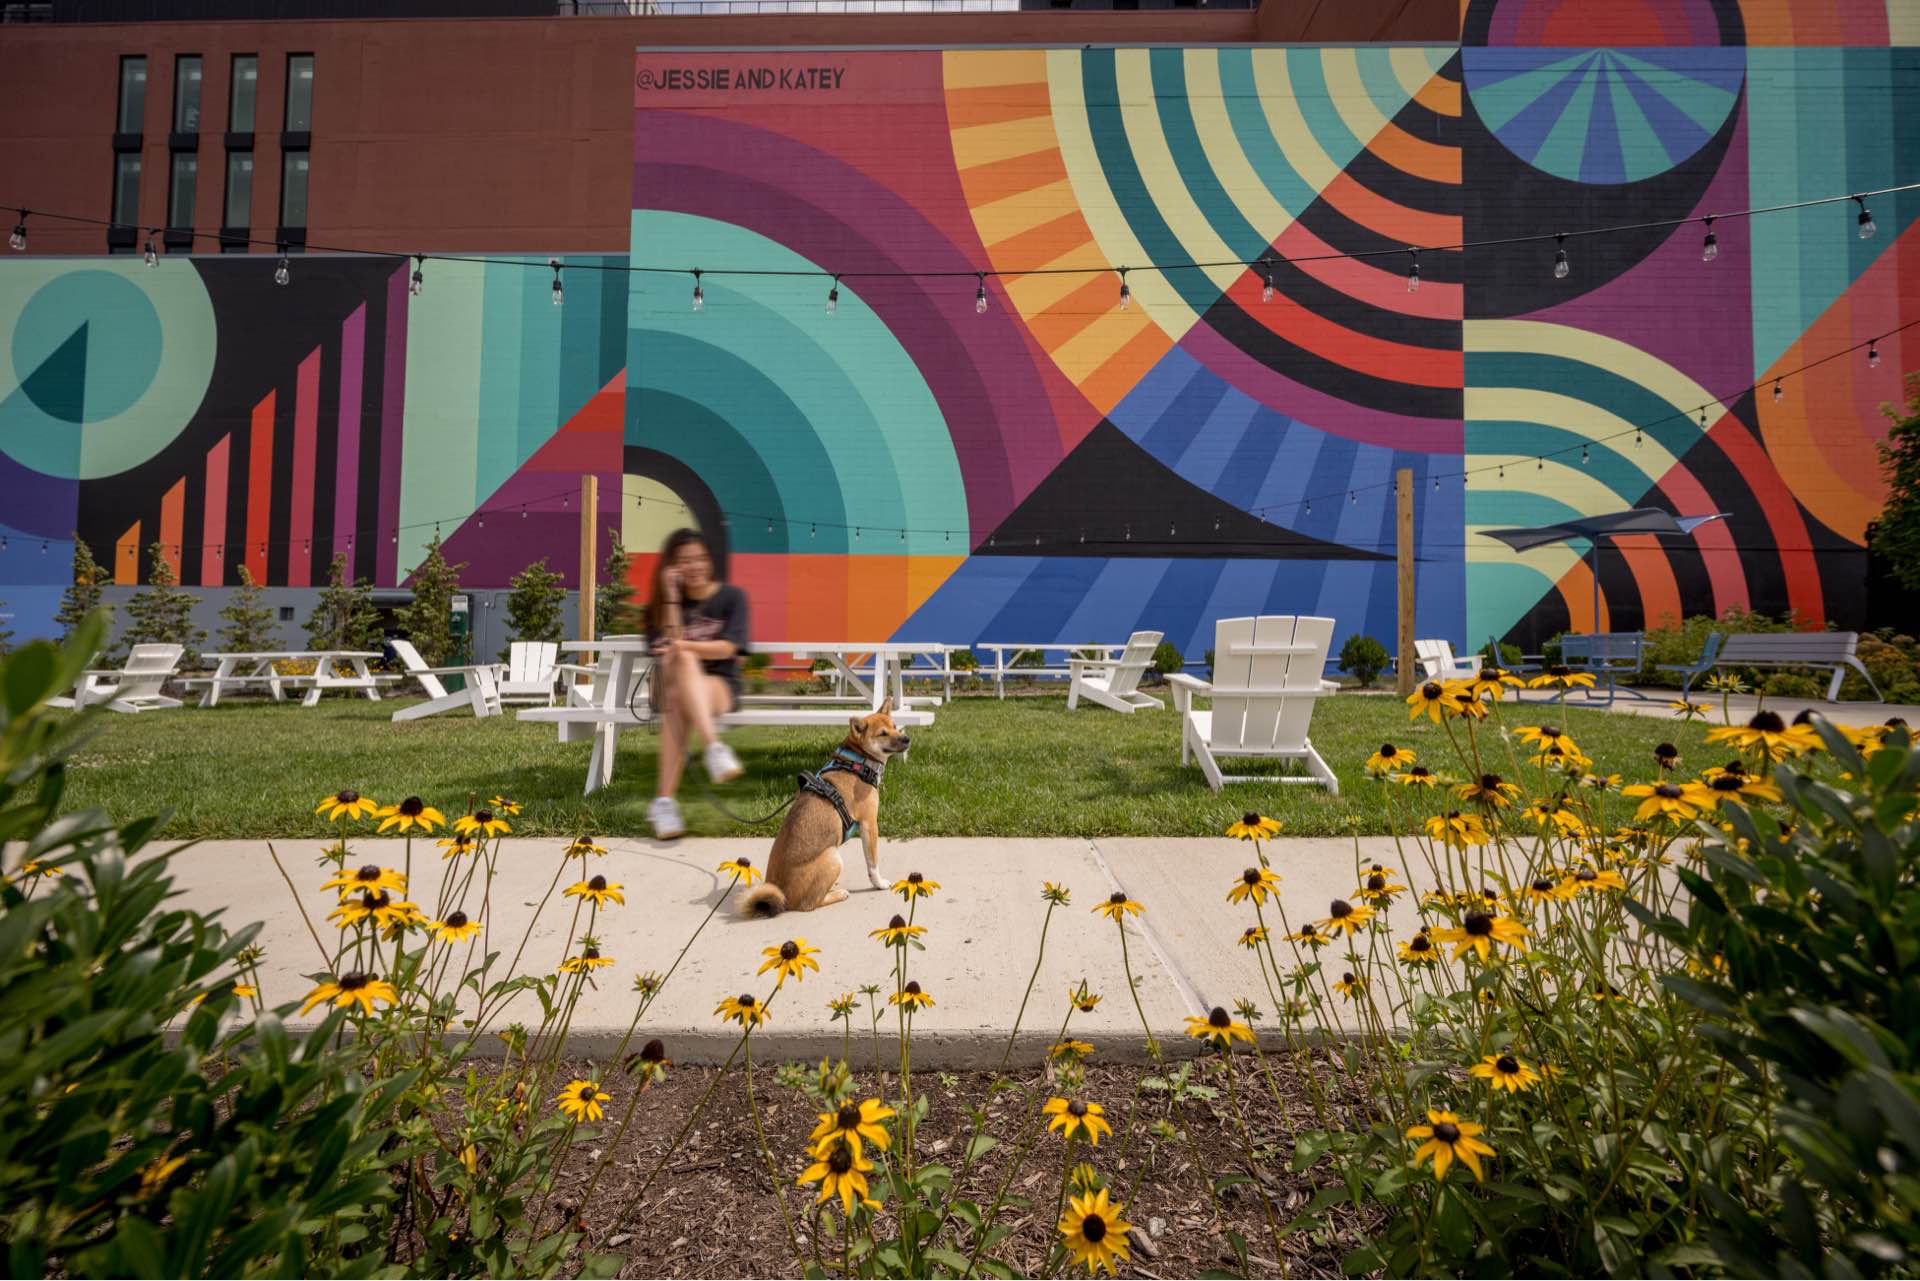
[578,474,598,642]
[1395,468,1415,695]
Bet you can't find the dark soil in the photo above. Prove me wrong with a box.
[525,1054,1380,1278]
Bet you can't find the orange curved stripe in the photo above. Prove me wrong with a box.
[1647,461,1749,615]
[944,82,1053,130]
[1413,72,1460,117]
[1317,172,1461,252]
[1366,121,1460,186]
[959,155,1070,212]
[1552,560,1609,634]
[1609,533,1681,631]
[1081,325,1174,417]
[1708,417,1825,624]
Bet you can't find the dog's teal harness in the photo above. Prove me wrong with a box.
[797,747,884,845]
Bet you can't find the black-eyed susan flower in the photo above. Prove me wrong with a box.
[437,833,477,860]
[1448,687,1491,721]
[561,946,615,973]
[300,972,398,1016]
[1237,925,1269,950]
[428,911,482,943]
[1397,765,1444,789]
[1424,810,1490,849]
[1286,921,1330,950]
[1227,866,1281,905]
[488,795,522,816]
[828,992,859,1019]
[1059,1187,1132,1276]
[1653,741,1681,771]
[1621,780,1712,824]
[1433,910,1529,963]
[1670,699,1710,720]
[1406,680,1453,723]
[717,856,759,884]
[633,971,664,997]
[1530,742,1595,771]
[1456,773,1521,809]
[1397,932,1438,966]
[555,1079,609,1123]
[1334,972,1368,1000]
[564,835,607,859]
[321,863,407,895]
[1317,898,1374,936]
[1042,881,1072,905]
[1044,1096,1114,1145]
[1469,1053,1540,1093]
[1366,744,1413,774]
[564,875,625,909]
[1355,868,1408,905]
[327,891,421,932]
[1563,865,1627,895]
[1464,666,1524,701]
[1527,665,1595,691]
[1069,985,1103,1012]
[453,809,511,838]
[232,982,258,999]
[1696,768,1783,806]
[798,1138,879,1216]
[1706,710,1820,762]
[890,981,935,1011]
[376,795,446,834]
[630,1038,672,1086]
[1050,1039,1095,1061]
[870,915,924,946]
[1183,1005,1256,1051]
[893,872,940,900]
[1704,671,1748,695]
[315,789,379,821]
[1068,1163,1103,1194]
[758,938,821,985]
[138,1154,187,1197]
[1590,981,1631,1003]
[1522,874,1573,904]
[1406,1109,1495,1181]
[1521,802,1589,839]
[1093,891,1143,922]
[1514,724,1578,754]
[1225,812,1282,839]
[809,1098,895,1156]
[716,992,770,1026]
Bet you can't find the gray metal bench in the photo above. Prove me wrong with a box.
[1662,631,1884,702]
[1555,632,1647,706]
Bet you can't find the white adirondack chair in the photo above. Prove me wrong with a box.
[1413,639,1479,681]
[387,639,504,722]
[1167,616,1339,793]
[1066,630,1166,713]
[48,643,185,713]
[497,641,560,705]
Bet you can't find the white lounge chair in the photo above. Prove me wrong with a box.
[1167,616,1338,794]
[48,643,185,713]
[1066,630,1166,714]
[387,639,504,722]
[1413,639,1479,681]
[497,641,560,706]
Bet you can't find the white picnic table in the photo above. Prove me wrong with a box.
[191,650,387,708]
[754,640,955,710]
[977,641,1122,699]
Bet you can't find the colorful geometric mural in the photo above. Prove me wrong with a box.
[3,3,1917,657]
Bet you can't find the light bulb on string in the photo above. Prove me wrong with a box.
[975,273,988,315]
[1772,379,1783,403]
[826,274,840,314]
[1552,233,1569,280]
[1498,463,1505,480]
[1581,443,1590,465]
[1349,490,1357,504]
[1635,429,1644,448]
[692,269,704,312]
[143,235,158,267]
[274,246,290,287]
[1698,406,1708,428]
[410,255,425,296]
[1117,268,1131,311]
[1856,194,1877,239]
[549,258,563,307]
[1432,475,1439,492]
[1869,338,1881,368]
[8,211,25,252]
[1260,256,1275,302]
[1405,248,1420,294]
[1536,457,1543,471]
[520,504,527,519]
[1304,499,1312,515]
[1701,217,1718,262]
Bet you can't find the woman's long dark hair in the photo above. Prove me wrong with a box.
[645,528,713,634]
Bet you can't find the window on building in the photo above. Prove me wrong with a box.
[173,54,202,132]
[229,54,257,132]
[280,149,309,228]
[117,55,147,133]
[284,53,314,132]
[224,151,252,232]
[168,151,197,230]
[111,152,142,226]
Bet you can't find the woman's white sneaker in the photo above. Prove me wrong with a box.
[704,740,743,784]
[648,796,685,840]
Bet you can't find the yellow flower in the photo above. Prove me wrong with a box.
[315,789,379,821]
[1225,812,1282,839]
[893,872,940,900]
[1397,932,1439,966]
[488,795,522,816]
[1705,711,1821,762]
[453,808,511,838]
[1424,810,1491,849]
[1050,1039,1095,1061]
[1670,700,1710,720]
[560,947,615,973]
[1456,773,1521,809]
[1366,744,1414,774]
[458,1144,478,1175]
[890,981,935,1011]
[1058,1187,1133,1276]
[633,971,665,997]
[828,992,859,1019]
[1448,686,1491,721]
[1522,874,1576,904]
[1469,1053,1541,1093]
[1527,665,1595,690]
[758,938,822,985]
[231,982,258,999]
[1093,892,1143,922]
[1044,1096,1114,1145]
[1621,780,1714,824]
[564,875,625,909]
[1183,1006,1256,1051]
[1432,910,1529,963]
[1237,925,1269,950]
[1695,766,1784,807]
[555,1079,609,1123]
[1530,742,1594,771]
[1562,865,1628,895]
[1521,803,1589,839]
[1316,898,1374,936]
[327,891,422,932]
[1514,724,1578,754]
[1704,672,1748,695]
[870,915,924,946]
[564,835,608,859]
[138,1153,187,1197]
[1405,680,1454,723]
[1354,865,1408,904]
[798,1139,880,1217]
[1333,971,1369,1000]
[716,992,770,1026]
[717,856,760,884]
[300,972,398,1016]
[1068,1162,1103,1194]
[428,911,483,943]
[1397,765,1444,789]
[375,796,446,834]
[1042,881,1073,905]
[320,863,407,895]
[1226,866,1281,905]
[1406,1109,1495,1181]
[809,1098,895,1157]
[1069,985,1102,1013]
[1463,666,1524,701]
[437,833,477,860]
[1286,921,1330,949]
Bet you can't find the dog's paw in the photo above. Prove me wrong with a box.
[866,870,888,891]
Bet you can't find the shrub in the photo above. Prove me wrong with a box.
[1869,370,1920,592]
[305,553,381,654]
[1337,634,1389,687]
[1480,640,1522,668]
[401,534,466,669]
[500,559,566,659]
[595,532,643,639]
[53,535,110,642]
[742,650,772,694]
[1151,640,1184,677]
[217,565,278,655]
[120,541,205,669]
[1762,670,1822,699]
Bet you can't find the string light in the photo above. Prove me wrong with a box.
[1855,194,1877,239]
[410,254,425,296]
[1259,256,1275,302]
[8,211,25,252]
[1701,217,1717,262]
[974,273,987,315]
[1635,428,1644,447]
[1869,338,1882,368]
[1698,406,1708,428]
[1117,268,1131,311]
[1581,443,1590,465]
[1552,233,1569,280]
[1537,457,1544,471]
[143,234,158,267]
[1350,489,1358,504]
[1405,248,1420,294]
[826,274,839,314]
[273,247,290,287]
[549,258,563,307]
[1304,499,1312,514]
[692,268,704,312]
[1772,379,1783,403]
[1432,475,1439,491]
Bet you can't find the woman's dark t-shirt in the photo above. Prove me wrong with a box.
[656,583,749,700]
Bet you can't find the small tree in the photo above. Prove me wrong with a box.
[121,541,206,668]
[1339,634,1390,688]
[305,553,382,653]
[1871,372,1920,592]
[501,558,566,659]
[54,535,110,642]
[596,531,643,638]
[0,601,14,654]
[218,564,279,654]
[402,534,466,668]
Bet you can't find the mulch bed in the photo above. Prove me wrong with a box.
[522,1054,1380,1278]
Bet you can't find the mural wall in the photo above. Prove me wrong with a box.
[3,1,1917,657]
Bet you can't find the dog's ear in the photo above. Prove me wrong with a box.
[877,696,893,715]
[849,714,866,735]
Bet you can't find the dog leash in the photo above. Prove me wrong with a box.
[702,782,797,829]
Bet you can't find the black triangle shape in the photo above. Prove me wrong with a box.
[976,421,1389,561]
[21,321,89,423]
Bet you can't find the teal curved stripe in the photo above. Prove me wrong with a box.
[1280,51,1368,177]
[1466,351,1705,460]
[638,389,792,554]
[1217,51,1324,223]
[1470,562,1568,645]
[1467,491,1589,530]
[633,330,848,552]
[1147,49,1267,262]
[1355,50,1427,124]
[1463,422,1645,506]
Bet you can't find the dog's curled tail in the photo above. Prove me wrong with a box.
[739,883,786,918]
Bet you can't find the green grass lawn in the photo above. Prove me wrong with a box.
[58,686,1723,840]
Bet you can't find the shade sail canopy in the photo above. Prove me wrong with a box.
[1481,508,1728,553]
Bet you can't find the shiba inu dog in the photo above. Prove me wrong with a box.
[738,699,912,916]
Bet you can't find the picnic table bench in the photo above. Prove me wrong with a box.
[1662,631,1885,702]
[1554,632,1648,706]
[185,650,396,707]
[976,642,1122,699]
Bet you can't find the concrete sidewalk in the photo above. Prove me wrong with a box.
[1566,687,1917,726]
[166,834,1437,1066]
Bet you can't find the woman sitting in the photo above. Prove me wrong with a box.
[644,527,748,840]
